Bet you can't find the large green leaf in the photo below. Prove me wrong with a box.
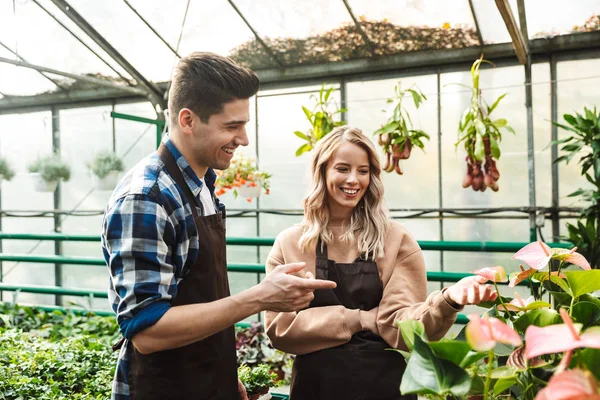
[295,143,312,157]
[429,340,472,366]
[400,335,471,397]
[494,377,518,395]
[396,320,425,351]
[459,350,487,368]
[513,309,562,332]
[576,348,600,380]
[564,270,600,298]
[571,301,600,328]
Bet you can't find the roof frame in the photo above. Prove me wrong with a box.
[467,0,485,46]
[32,0,132,85]
[495,0,528,64]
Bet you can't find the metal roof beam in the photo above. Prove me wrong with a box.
[0,56,146,95]
[0,40,66,90]
[495,0,528,65]
[49,0,165,108]
[226,0,284,67]
[341,0,376,56]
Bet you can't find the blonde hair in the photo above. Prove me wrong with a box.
[299,126,390,260]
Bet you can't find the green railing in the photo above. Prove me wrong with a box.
[0,232,568,326]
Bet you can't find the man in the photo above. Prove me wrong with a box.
[102,52,336,400]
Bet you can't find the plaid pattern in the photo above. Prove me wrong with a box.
[101,136,223,399]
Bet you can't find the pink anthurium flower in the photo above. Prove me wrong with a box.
[535,368,600,400]
[466,313,522,352]
[525,308,600,359]
[472,266,508,282]
[509,265,536,287]
[512,241,591,271]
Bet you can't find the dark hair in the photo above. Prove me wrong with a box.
[168,52,259,124]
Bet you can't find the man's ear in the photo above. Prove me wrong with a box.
[178,108,194,134]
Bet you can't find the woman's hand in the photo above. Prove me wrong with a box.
[444,275,498,307]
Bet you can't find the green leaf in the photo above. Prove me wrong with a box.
[396,320,425,351]
[487,93,507,114]
[459,350,487,368]
[474,133,485,160]
[301,106,313,122]
[293,131,309,141]
[324,87,334,102]
[490,136,501,159]
[494,377,519,395]
[571,301,600,328]
[488,366,518,379]
[577,348,600,380]
[493,118,507,128]
[564,270,600,298]
[513,309,562,332]
[429,340,473,366]
[295,143,312,157]
[400,335,471,397]
[504,125,516,135]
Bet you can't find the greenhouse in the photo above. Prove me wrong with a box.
[1,0,599,399]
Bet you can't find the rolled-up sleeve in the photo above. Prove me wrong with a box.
[103,193,178,340]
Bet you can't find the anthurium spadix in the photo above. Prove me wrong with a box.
[525,308,600,359]
[466,314,522,352]
[512,241,591,271]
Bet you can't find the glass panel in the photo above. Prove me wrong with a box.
[114,102,159,169]
[556,58,600,208]
[347,74,439,209]
[471,0,519,44]
[232,0,363,67]
[69,0,178,82]
[0,111,56,304]
[0,0,131,81]
[349,0,479,50]
[532,62,552,208]
[440,65,529,208]
[527,0,600,38]
[256,89,342,210]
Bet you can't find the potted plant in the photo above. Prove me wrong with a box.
[455,55,515,192]
[27,154,71,192]
[294,83,347,156]
[215,153,271,201]
[0,157,15,182]
[552,106,600,269]
[394,241,600,399]
[373,82,430,175]
[237,364,282,400]
[87,151,125,191]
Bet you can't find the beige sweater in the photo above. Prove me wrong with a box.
[264,221,461,355]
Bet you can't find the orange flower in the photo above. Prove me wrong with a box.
[246,198,252,202]
[216,188,226,196]
[249,181,256,187]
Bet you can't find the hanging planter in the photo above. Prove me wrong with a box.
[87,152,125,191]
[374,82,430,175]
[27,154,71,193]
[455,55,515,192]
[215,153,271,202]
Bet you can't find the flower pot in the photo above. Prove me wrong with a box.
[248,387,271,400]
[392,141,413,159]
[238,182,262,198]
[30,173,58,192]
[92,171,120,191]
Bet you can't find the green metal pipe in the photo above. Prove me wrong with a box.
[0,283,108,298]
[0,232,573,252]
[0,253,105,265]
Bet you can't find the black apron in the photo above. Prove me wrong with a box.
[289,240,415,400]
[125,144,239,399]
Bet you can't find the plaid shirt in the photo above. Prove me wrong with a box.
[101,136,223,399]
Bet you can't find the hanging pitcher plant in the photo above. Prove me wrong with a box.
[373,82,430,175]
[456,55,515,192]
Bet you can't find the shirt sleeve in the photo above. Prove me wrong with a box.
[376,243,461,350]
[264,236,363,355]
[103,193,178,340]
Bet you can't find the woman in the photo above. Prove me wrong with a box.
[265,126,497,399]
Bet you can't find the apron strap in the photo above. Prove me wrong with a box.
[316,237,328,260]
[157,143,200,220]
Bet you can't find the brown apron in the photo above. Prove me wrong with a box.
[289,240,416,400]
[126,144,239,399]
